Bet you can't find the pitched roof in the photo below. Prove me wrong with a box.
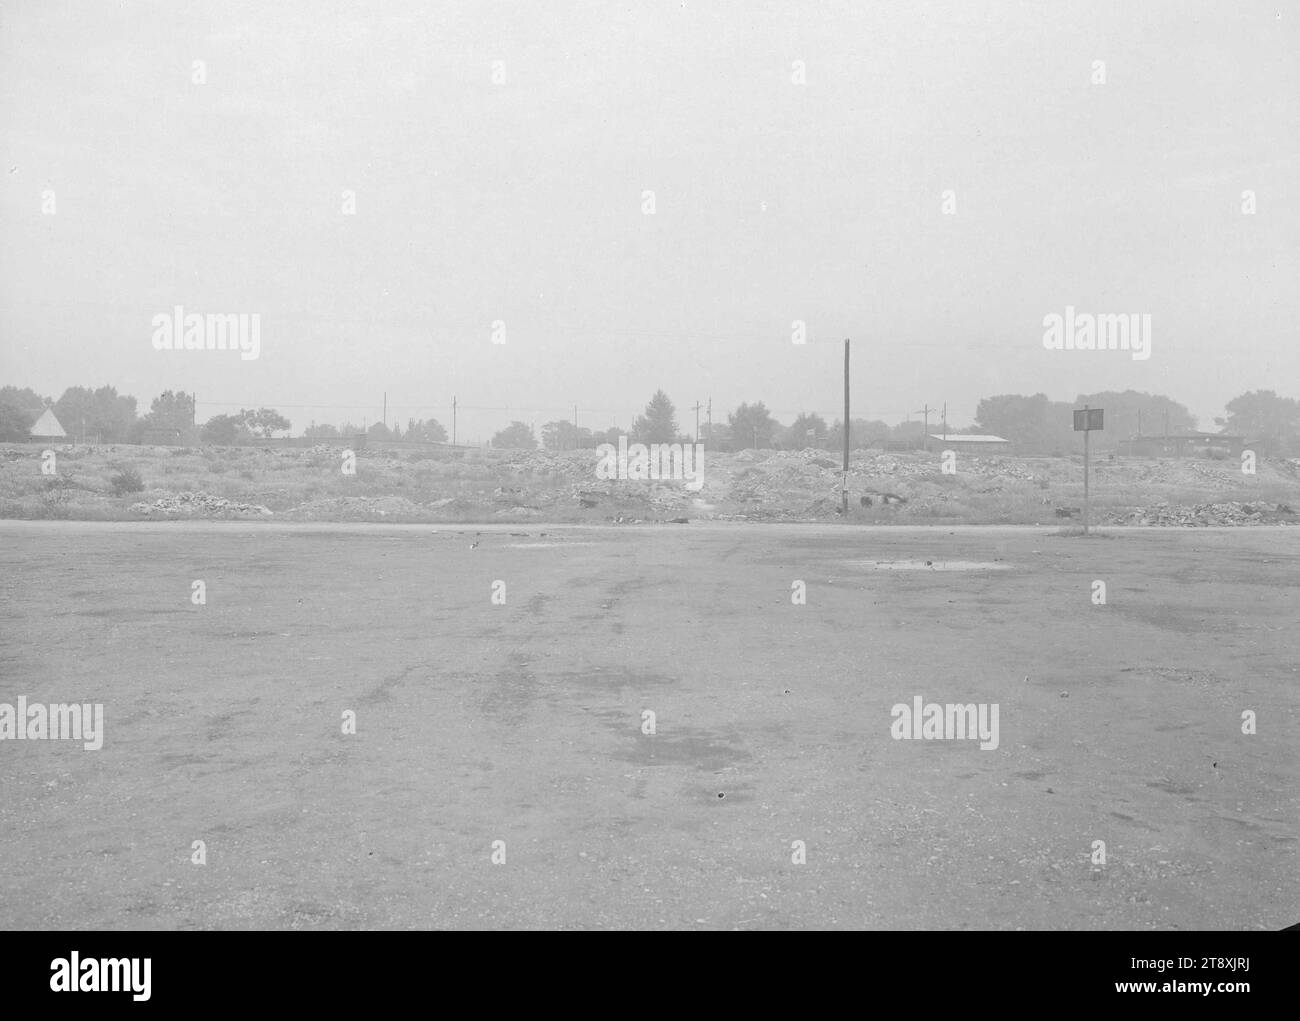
[928,434,1010,443]
[31,408,66,437]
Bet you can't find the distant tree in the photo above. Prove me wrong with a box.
[491,421,537,450]
[542,420,595,450]
[728,402,778,449]
[149,390,196,430]
[366,422,392,440]
[782,413,829,450]
[1225,389,1300,455]
[405,418,448,443]
[974,393,1075,455]
[826,417,890,451]
[0,386,49,437]
[238,407,292,438]
[200,414,250,445]
[0,402,32,441]
[53,385,137,442]
[631,391,679,444]
[1074,389,1196,449]
[890,421,927,442]
[305,423,341,439]
[702,421,732,451]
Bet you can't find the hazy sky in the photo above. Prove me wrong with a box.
[2,0,1296,442]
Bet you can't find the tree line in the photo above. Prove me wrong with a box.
[3,383,1298,455]
[0,386,295,445]
[492,388,1300,456]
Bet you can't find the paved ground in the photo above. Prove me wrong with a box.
[0,521,1296,929]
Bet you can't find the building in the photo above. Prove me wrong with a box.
[928,433,1012,454]
[29,408,67,441]
[1121,432,1246,458]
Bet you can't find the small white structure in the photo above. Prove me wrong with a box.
[30,408,67,440]
[928,433,1011,454]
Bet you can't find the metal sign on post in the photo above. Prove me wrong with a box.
[1073,408,1104,432]
[1073,406,1104,533]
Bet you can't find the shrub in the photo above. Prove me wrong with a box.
[110,467,145,495]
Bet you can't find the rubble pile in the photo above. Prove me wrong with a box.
[1187,464,1240,490]
[285,495,426,519]
[130,491,272,517]
[1107,501,1297,526]
[32,441,1293,524]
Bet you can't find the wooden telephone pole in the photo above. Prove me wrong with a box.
[842,338,850,515]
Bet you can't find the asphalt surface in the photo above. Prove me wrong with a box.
[1,521,1296,929]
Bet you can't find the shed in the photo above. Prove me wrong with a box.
[928,433,1012,454]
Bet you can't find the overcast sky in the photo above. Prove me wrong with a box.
[1,0,1296,442]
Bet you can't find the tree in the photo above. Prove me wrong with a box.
[541,420,595,450]
[0,402,32,441]
[591,426,622,447]
[631,390,678,444]
[890,421,927,444]
[52,385,137,442]
[148,390,196,430]
[0,386,48,437]
[702,421,731,451]
[305,423,341,439]
[405,418,448,443]
[1074,389,1196,449]
[1225,390,1300,455]
[238,407,292,438]
[491,421,537,450]
[781,413,829,450]
[826,417,891,452]
[200,414,250,445]
[728,402,778,449]
[974,393,1075,455]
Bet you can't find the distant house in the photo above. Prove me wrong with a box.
[929,433,1012,454]
[1121,432,1246,458]
[30,408,67,441]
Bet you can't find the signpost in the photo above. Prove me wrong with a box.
[1073,406,1104,533]
[842,339,850,515]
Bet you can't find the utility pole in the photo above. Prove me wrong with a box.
[915,404,931,451]
[383,392,386,431]
[842,338,850,515]
[941,402,947,441]
[707,398,712,444]
[452,396,457,447]
[1083,404,1091,535]
[692,400,702,444]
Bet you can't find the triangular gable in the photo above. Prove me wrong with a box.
[31,408,66,437]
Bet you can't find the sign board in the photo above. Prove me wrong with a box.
[1073,408,1104,432]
